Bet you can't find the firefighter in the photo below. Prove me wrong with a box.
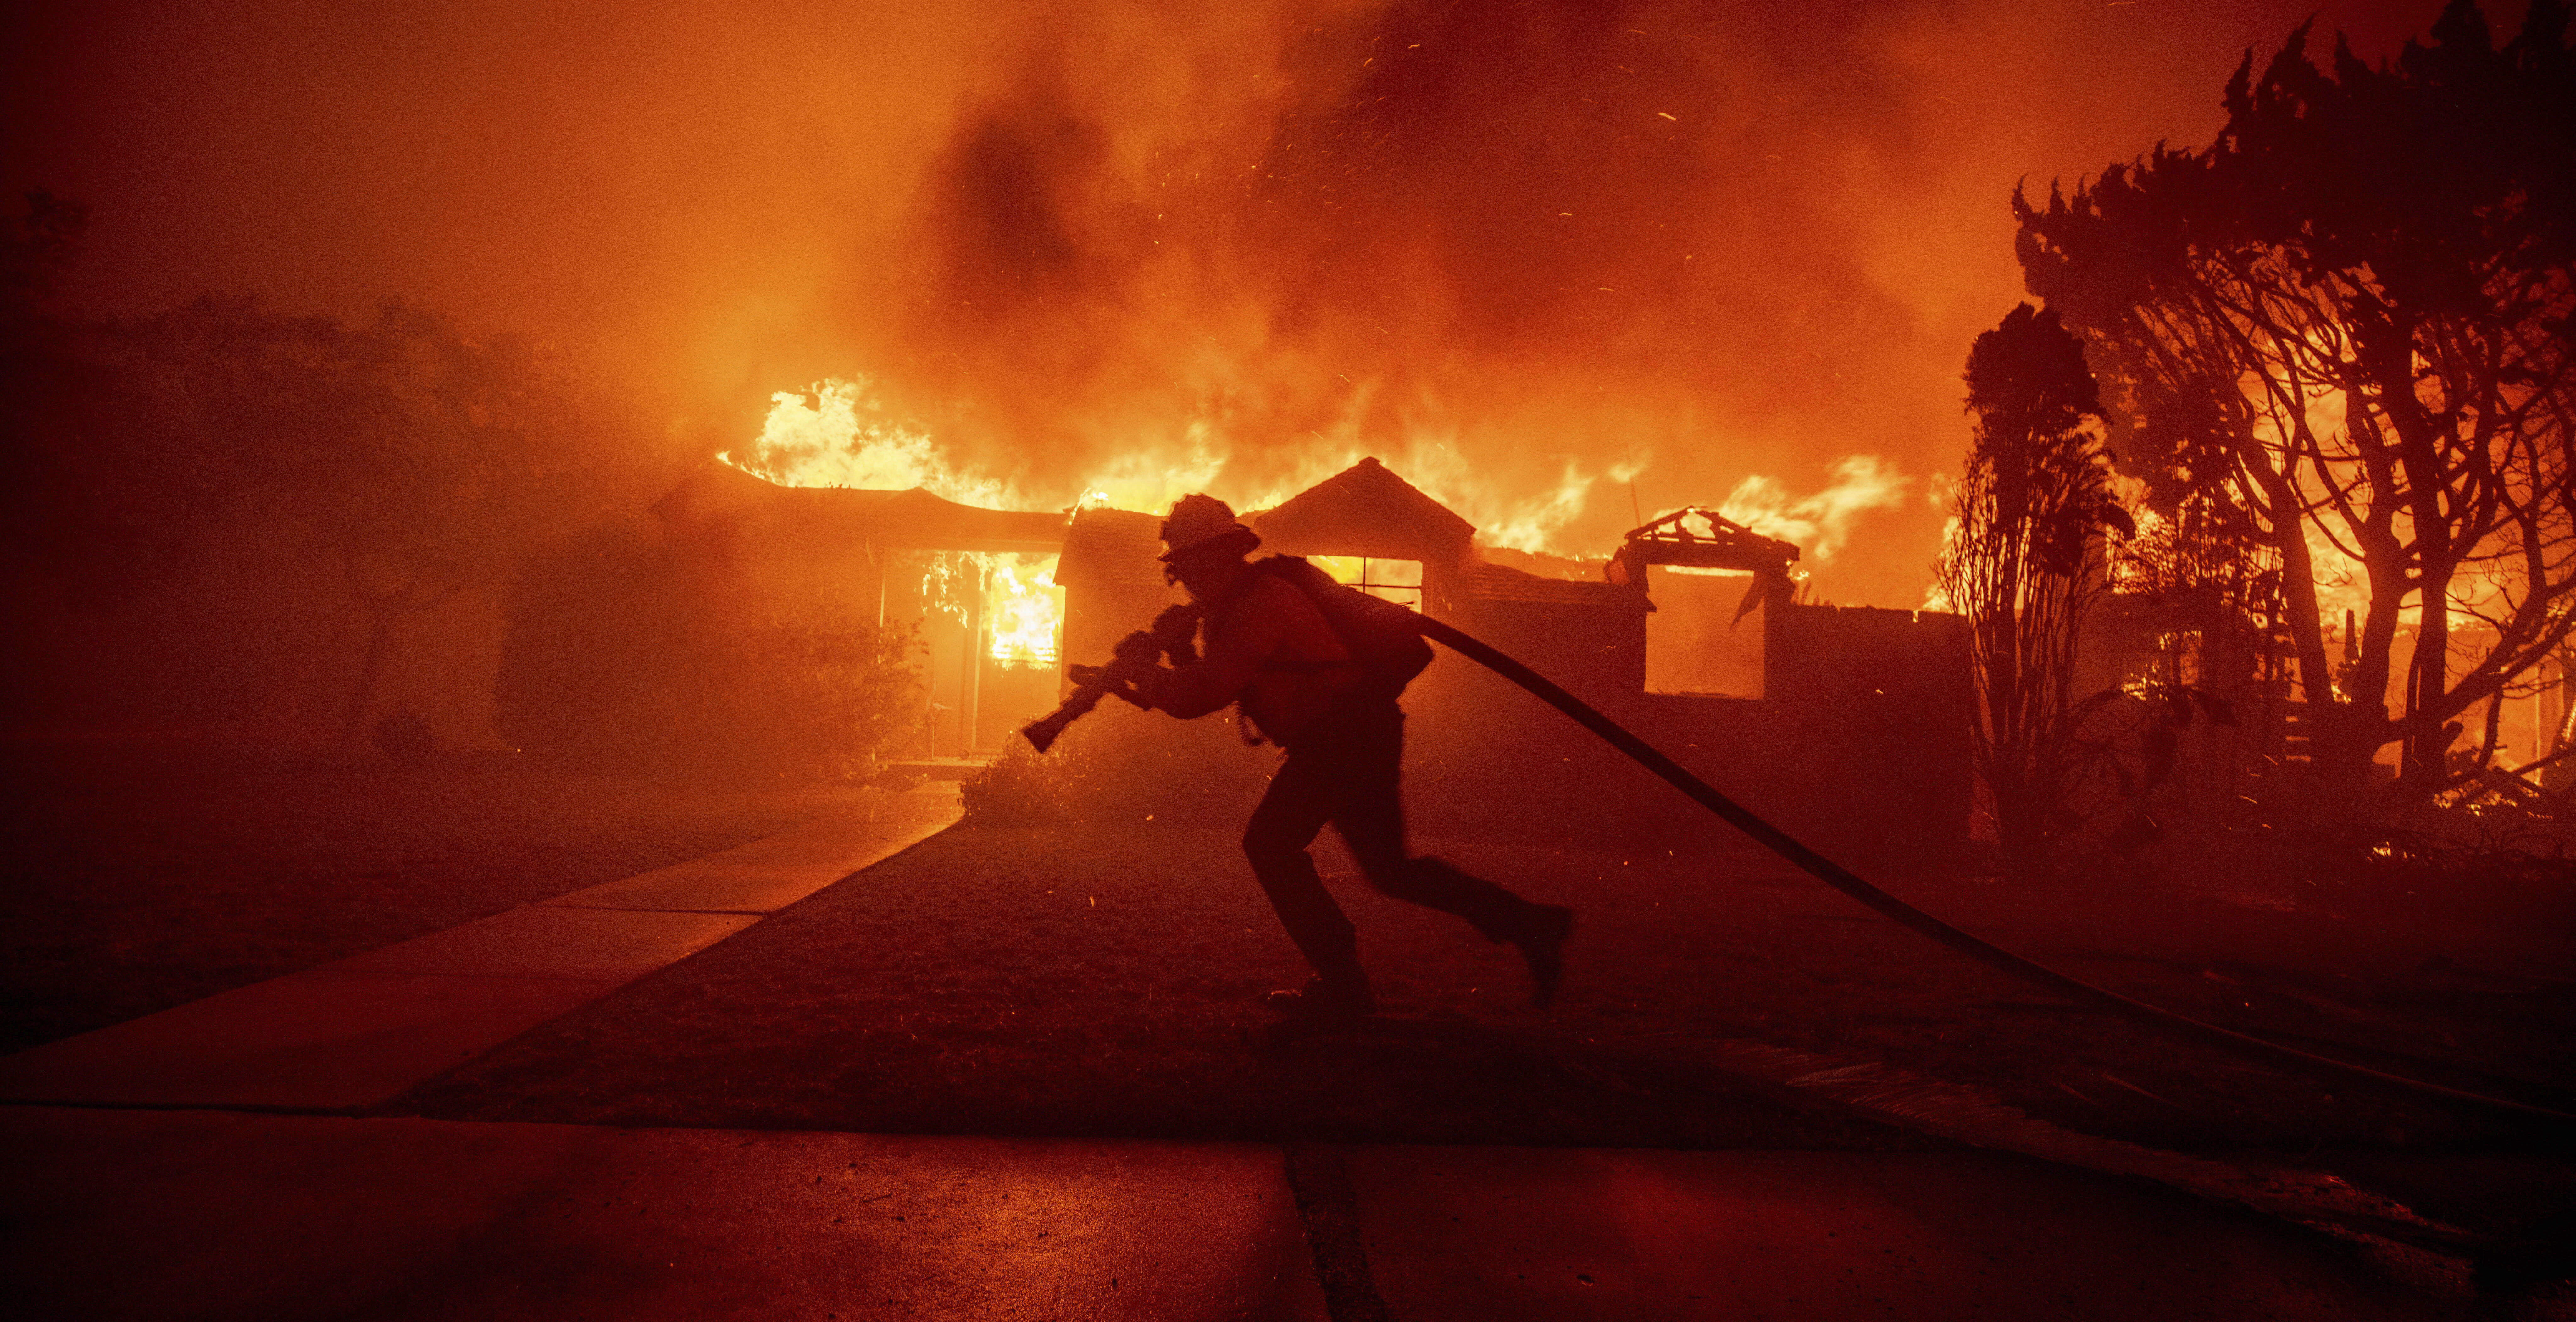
[1081,494,1574,1021]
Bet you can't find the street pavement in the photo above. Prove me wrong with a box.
[0,1106,2447,1322]
[0,787,2475,1319]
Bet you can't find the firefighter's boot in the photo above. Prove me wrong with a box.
[1514,904,1576,1009]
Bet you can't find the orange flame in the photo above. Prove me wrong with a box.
[726,377,1913,587]
[983,555,1063,668]
[1714,455,1909,563]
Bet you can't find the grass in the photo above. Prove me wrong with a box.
[390,821,2576,1157]
[10,733,2569,1169]
[391,825,1909,1149]
[0,733,895,1053]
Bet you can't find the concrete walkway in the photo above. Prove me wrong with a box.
[0,791,960,1111]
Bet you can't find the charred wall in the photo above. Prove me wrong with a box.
[1411,599,1969,863]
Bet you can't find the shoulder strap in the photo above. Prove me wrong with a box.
[1241,558,1362,672]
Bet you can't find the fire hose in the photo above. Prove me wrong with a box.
[1026,613,2576,1127]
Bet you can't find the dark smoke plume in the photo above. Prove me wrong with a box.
[7,0,2450,601]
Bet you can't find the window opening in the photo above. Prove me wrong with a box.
[1310,555,1424,609]
[1645,567,1764,698]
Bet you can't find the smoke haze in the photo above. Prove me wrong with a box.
[5,0,2457,603]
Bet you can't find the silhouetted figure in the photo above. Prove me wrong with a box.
[1076,495,1574,1021]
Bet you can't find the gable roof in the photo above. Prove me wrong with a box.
[1055,507,1168,588]
[1617,506,1798,572]
[1251,457,1474,565]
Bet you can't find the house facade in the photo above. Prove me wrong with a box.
[656,456,1970,855]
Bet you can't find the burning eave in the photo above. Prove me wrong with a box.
[654,461,1067,554]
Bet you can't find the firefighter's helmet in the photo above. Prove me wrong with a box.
[1158,494,1260,561]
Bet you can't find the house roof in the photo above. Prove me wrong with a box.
[1456,563,1634,608]
[854,486,1069,553]
[1055,507,1169,588]
[651,462,1067,554]
[1251,457,1475,565]
[1617,507,1799,572]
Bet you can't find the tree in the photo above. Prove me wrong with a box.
[1,191,84,323]
[0,194,221,608]
[169,297,646,752]
[2017,0,2576,813]
[1937,303,2132,876]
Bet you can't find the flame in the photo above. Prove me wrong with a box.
[1716,455,1909,563]
[1399,445,1646,555]
[1311,555,1424,606]
[726,376,1913,587]
[911,550,1065,670]
[983,555,1063,668]
[1078,419,1230,517]
[720,382,1071,671]
[723,377,1023,509]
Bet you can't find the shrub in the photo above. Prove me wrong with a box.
[369,704,436,763]
[960,736,1098,826]
[1019,697,1271,827]
[494,515,926,780]
[675,609,926,782]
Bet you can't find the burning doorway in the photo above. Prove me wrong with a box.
[1610,508,1795,702]
[914,550,1067,756]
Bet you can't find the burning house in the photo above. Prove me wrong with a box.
[661,454,1968,855]
[1230,459,1972,856]
[650,460,1068,758]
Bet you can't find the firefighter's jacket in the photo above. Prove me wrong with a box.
[1136,573,1361,747]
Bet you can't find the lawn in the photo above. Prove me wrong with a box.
[12,731,2568,1191]
[0,734,900,1053]
[389,819,2576,1159]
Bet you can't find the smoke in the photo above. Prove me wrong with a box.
[791,0,2452,599]
[6,0,2454,603]
[863,0,1948,550]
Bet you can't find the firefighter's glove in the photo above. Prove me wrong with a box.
[1150,604,1201,665]
[1111,629,1162,672]
[1069,662,1147,708]
[1075,630,1157,709]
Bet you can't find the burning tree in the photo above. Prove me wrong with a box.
[1937,304,2131,876]
[2016,0,2576,813]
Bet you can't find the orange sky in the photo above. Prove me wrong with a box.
[4,0,2468,604]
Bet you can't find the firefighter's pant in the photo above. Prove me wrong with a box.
[1242,699,1537,982]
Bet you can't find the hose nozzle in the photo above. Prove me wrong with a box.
[1020,685,1107,753]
